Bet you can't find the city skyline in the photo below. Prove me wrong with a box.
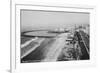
[21,10,89,32]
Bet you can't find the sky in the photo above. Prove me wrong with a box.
[21,10,89,32]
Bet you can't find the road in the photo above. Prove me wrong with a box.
[75,30,89,59]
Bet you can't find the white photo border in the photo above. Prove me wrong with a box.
[11,2,96,73]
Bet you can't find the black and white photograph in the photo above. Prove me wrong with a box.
[20,9,90,63]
